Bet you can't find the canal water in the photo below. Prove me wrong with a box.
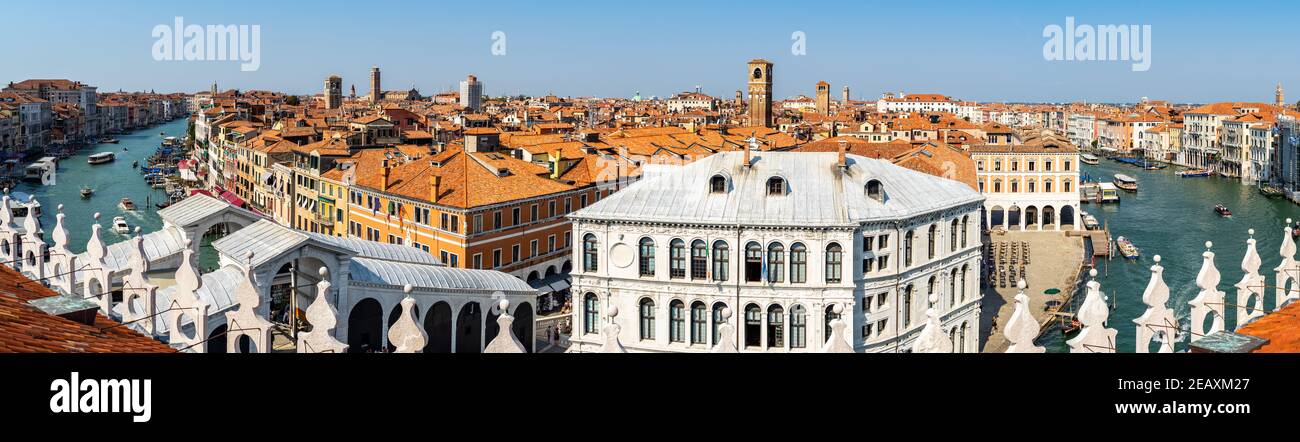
[13,118,188,256]
[1037,159,1300,352]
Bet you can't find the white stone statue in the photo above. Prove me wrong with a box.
[20,195,43,280]
[912,294,954,353]
[84,213,112,315]
[225,251,273,353]
[1005,279,1045,353]
[1188,242,1224,338]
[387,285,426,353]
[49,204,75,294]
[297,267,347,353]
[166,240,210,352]
[120,227,158,335]
[820,304,854,353]
[1235,230,1265,329]
[485,298,527,353]
[599,304,627,353]
[711,307,738,353]
[1276,220,1299,309]
[1067,269,1117,353]
[1134,256,1175,353]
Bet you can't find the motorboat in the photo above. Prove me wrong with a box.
[1113,174,1138,192]
[131,160,138,168]
[1214,204,1232,218]
[80,186,93,198]
[119,197,136,211]
[1081,212,1101,230]
[1177,169,1212,178]
[1117,236,1140,260]
[100,138,119,144]
[1080,153,1100,165]
[1260,186,1284,198]
[112,216,130,234]
[87,151,116,165]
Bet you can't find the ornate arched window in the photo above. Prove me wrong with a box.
[744,304,762,348]
[745,242,763,282]
[669,300,685,343]
[766,242,785,283]
[960,264,969,302]
[669,239,686,279]
[690,301,707,345]
[583,293,600,335]
[710,174,727,193]
[903,285,914,328]
[927,225,938,260]
[790,243,807,283]
[904,230,915,267]
[790,305,807,349]
[690,240,707,279]
[767,304,785,348]
[949,219,959,252]
[866,179,884,202]
[638,237,655,277]
[949,269,958,309]
[582,234,598,272]
[639,298,656,340]
[825,243,842,283]
[712,241,729,282]
[767,177,785,195]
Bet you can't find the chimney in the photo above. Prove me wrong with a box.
[381,159,391,191]
[430,174,441,201]
[837,139,847,169]
[743,143,751,167]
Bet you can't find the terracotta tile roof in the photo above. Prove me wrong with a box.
[1237,300,1300,353]
[0,265,174,353]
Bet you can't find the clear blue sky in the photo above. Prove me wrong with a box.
[1,0,1296,103]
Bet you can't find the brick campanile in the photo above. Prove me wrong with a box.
[747,59,773,128]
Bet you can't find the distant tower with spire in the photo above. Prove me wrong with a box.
[1277,82,1285,108]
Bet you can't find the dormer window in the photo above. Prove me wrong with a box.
[867,180,884,202]
[710,175,728,193]
[766,177,786,196]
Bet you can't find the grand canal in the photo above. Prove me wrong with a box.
[1037,159,1300,352]
[13,118,188,255]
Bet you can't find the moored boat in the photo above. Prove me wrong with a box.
[1117,236,1140,260]
[1097,183,1121,204]
[1177,169,1211,178]
[1260,186,1284,198]
[1113,174,1138,192]
[100,138,119,144]
[1080,153,1100,165]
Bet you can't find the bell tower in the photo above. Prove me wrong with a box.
[1277,82,1285,108]
[816,80,830,115]
[747,59,773,128]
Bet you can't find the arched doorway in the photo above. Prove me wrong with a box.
[512,302,534,353]
[423,302,452,353]
[1060,205,1076,228]
[1007,206,1022,230]
[457,302,482,353]
[1042,206,1056,228]
[347,298,383,353]
[989,206,1005,229]
[1024,206,1039,229]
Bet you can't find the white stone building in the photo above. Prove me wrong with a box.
[568,148,984,353]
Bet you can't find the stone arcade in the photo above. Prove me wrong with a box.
[8,194,538,353]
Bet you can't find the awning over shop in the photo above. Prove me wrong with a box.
[219,190,245,207]
[528,273,571,294]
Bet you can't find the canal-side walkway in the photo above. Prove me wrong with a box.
[980,231,1084,352]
